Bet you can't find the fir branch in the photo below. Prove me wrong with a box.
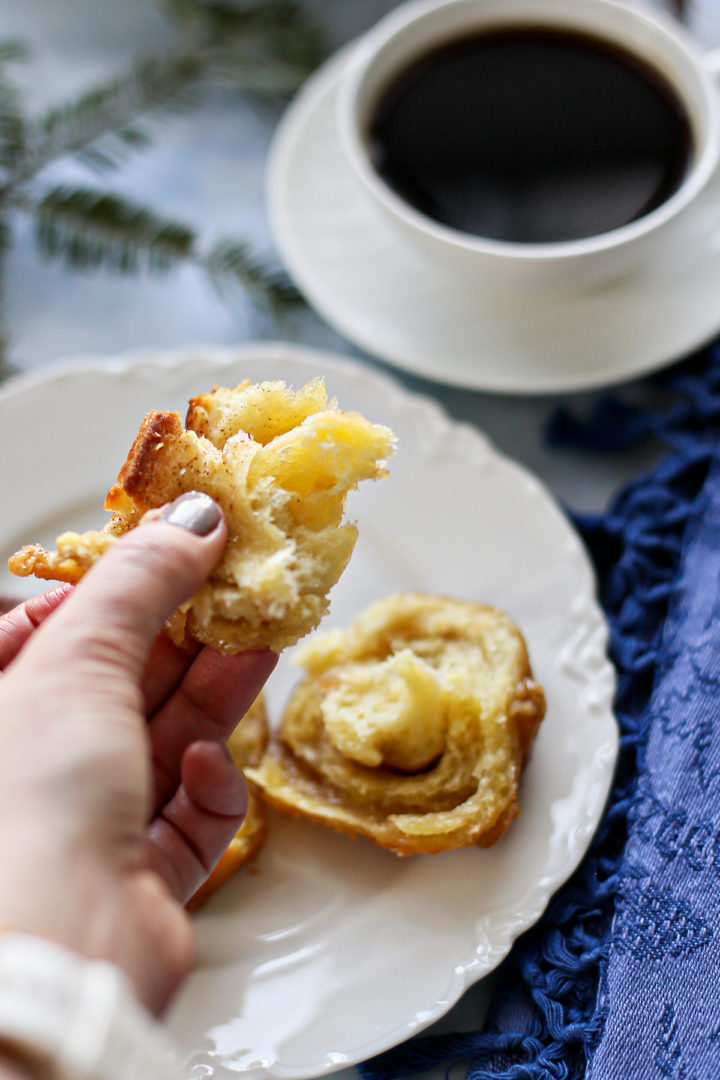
[73,126,153,174]
[164,0,326,94]
[31,185,196,274]
[0,4,324,377]
[208,54,321,97]
[27,186,300,314]
[166,0,324,53]
[203,239,302,312]
[12,1,325,181]
[14,54,203,181]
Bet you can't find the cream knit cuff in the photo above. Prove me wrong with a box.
[0,934,179,1080]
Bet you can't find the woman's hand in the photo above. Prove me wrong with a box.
[0,492,277,1015]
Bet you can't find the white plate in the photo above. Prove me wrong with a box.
[0,343,617,1078]
[267,46,720,394]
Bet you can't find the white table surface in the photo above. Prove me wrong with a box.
[1,1,718,1076]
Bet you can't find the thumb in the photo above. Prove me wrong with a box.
[20,492,226,682]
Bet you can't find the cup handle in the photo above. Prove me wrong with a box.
[703,48,720,82]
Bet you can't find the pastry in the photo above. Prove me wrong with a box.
[187,693,270,912]
[247,593,545,855]
[9,378,395,653]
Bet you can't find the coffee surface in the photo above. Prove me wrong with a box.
[367,28,693,243]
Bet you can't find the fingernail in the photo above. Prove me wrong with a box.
[161,492,222,536]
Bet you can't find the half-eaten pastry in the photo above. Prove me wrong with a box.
[9,377,395,653]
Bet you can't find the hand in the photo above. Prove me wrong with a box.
[0,492,277,1014]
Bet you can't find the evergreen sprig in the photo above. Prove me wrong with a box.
[28,185,300,314]
[204,239,303,311]
[32,186,196,274]
[13,54,204,181]
[0,0,326,372]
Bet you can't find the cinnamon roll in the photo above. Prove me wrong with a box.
[247,593,545,855]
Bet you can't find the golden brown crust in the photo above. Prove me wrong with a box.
[187,694,270,912]
[108,411,186,510]
[247,593,545,855]
[9,378,395,654]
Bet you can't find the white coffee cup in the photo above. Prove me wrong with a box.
[337,0,720,289]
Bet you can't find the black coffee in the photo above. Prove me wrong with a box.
[367,27,693,244]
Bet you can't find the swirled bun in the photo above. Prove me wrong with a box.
[187,694,270,912]
[9,378,395,653]
[247,593,545,855]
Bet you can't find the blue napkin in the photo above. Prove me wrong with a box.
[360,347,720,1080]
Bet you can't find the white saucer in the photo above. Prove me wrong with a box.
[267,46,720,394]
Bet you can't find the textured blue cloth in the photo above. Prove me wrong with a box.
[359,347,720,1080]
